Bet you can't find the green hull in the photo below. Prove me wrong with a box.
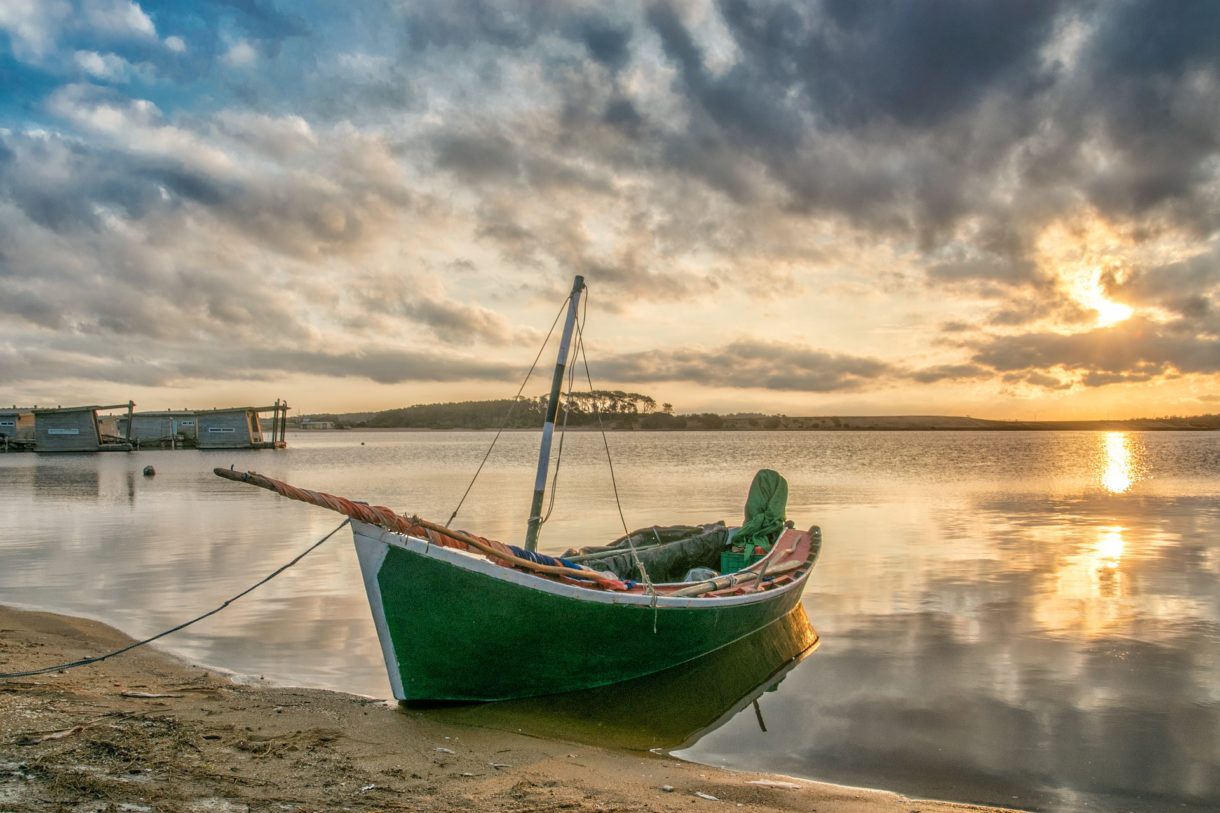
[423,604,819,750]
[352,521,813,701]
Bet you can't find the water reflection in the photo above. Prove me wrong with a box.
[415,606,818,752]
[1101,432,1133,493]
[2,431,1219,812]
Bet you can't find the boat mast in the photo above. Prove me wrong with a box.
[525,274,585,551]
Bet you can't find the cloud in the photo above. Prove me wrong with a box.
[0,334,518,389]
[970,318,1220,385]
[221,39,257,67]
[0,101,414,364]
[596,339,895,393]
[1,0,168,65]
[909,364,992,384]
[1118,247,1220,317]
[72,49,145,81]
[28,88,410,258]
[0,0,72,59]
[3,1,1220,410]
[81,0,155,40]
[346,271,535,347]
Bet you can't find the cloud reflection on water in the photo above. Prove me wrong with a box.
[2,431,1218,812]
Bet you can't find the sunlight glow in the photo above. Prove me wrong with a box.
[1100,432,1133,493]
[1072,267,1133,327]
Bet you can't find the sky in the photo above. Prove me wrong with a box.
[1,0,1218,420]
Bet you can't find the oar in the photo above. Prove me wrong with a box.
[565,542,667,563]
[669,560,804,597]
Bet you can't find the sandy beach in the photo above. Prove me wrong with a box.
[0,605,1016,813]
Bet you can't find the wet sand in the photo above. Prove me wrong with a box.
[0,605,1016,813]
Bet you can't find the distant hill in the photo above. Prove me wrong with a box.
[296,400,1220,431]
[754,414,1220,431]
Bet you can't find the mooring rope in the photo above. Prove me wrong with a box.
[0,519,351,679]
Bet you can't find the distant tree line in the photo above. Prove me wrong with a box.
[359,391,694,430]
[303,403,1220,433]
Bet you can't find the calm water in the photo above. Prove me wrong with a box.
[1,430,1218,811]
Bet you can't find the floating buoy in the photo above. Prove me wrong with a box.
[143,465,156,477]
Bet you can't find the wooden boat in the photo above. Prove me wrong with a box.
[215,276,822,702]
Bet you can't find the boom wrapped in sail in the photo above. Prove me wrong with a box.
[212,468,628,589]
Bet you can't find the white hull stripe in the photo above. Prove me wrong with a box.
[351,520,808,610]
[353,532,406,700]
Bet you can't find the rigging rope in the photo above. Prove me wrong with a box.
[575,293,631,540]
[0,519,351,679]
[445,295,571,528]
[572,291,658,627]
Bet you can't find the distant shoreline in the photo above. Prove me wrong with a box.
[293,414,1220,433]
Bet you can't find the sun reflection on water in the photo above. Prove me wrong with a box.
[1037,524,1131,637]
[1095,526,1125,569]
[1100,432,1133,493]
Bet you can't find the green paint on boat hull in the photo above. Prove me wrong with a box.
[373,543,807,701]
[421,604,818,750]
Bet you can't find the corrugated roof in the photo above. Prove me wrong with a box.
[32,403,132,414]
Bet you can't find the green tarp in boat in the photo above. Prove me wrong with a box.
[732,468,788,553]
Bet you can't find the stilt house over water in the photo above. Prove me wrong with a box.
[32,403,134,453]
[195,401,289,449]
[1,407,35,450]
[119,410,197,446]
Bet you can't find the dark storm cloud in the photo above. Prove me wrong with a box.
[1077,0,1220,229]
[398,0,1217,310]
[596,340,894,393]
[725,0,1060,128]
[635,0,1062,244]
[573,15,632,71]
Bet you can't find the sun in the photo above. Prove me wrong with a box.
[1070,267,1133,327]
[1034,217,1138,328]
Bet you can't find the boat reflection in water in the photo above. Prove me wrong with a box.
[408,605,818,752]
